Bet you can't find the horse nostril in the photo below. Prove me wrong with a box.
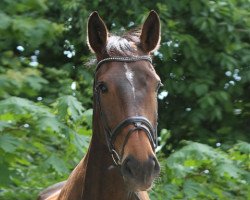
[125,162,133,176]
[152,157,160,174]
[122,157,135,178]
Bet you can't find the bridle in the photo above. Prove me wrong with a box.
[94,56,158,166]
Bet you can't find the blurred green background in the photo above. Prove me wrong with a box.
[0,0,249,199]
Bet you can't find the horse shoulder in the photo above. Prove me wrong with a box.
[37,181,66,200]
[38,156,87,200]
[57,156,87,199]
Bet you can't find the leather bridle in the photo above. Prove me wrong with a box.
[94,56,158,166]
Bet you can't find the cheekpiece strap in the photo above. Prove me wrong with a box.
[96,56,152,72]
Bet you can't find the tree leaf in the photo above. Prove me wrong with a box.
[36,115,62,133]
[194,84,208,96]
[57,95,85,121]
[0,121,12,131]
[0,97,51,115]
[215,162,243,178]
[183,180,203,198]
[0,134,20,153]
[236,141,250,154]
[0,163,11,186]
[82,109,93,127]
[0,12,11,29]
[45,154,68,175]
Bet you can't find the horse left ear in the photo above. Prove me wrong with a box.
[87,11,108,55]
[140,10,161,53]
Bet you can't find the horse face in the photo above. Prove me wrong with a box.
[88,10,161,191]
[95,61,161,191]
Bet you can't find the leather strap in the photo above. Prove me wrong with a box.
[96,56,152,73]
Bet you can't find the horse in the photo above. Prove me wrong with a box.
[38,10,162,200]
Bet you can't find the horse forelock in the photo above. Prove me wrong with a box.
[85,29,142,68]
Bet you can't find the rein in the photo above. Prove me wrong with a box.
[94,56,158,166]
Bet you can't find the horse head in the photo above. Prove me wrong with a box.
[88,10,161,192]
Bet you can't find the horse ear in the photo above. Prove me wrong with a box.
[87,11,108,54]
[140,10,161,53]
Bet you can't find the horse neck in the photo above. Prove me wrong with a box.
[81,102,130,200]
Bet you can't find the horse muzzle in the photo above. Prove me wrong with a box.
[121,155,160,191]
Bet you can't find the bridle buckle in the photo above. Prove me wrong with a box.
[111,149,121,166]
[134,122,142,128]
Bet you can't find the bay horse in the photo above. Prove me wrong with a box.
[38,10,162,200]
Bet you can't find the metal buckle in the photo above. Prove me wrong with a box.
[134,122,142,128]
[111,149,121,166]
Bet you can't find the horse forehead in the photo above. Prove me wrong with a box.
[103,61,153,81]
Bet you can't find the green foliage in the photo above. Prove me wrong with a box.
[0,0,249,199]
[0,0,95,196]
[0,134,20,153]
[56,95,85,121]
[151,141,250,200]
[0,96,90,198]
[156,0,250,148]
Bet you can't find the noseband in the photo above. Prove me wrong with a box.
[94,56,158,166]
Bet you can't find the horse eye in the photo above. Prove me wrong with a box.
[98,82,108,93]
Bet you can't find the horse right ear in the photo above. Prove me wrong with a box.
[87,11,108,55]
[140,10,161,53]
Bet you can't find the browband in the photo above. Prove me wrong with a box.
[96,56,152,72]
